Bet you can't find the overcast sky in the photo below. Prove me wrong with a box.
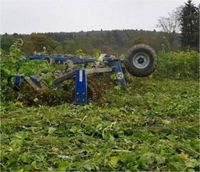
[0,0,199,34]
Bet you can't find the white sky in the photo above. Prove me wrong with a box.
[0,0,199,34]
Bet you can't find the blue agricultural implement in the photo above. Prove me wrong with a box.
[8,44,157,105]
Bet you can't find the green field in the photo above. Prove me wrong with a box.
[1,78,199,171]
[1,1,199,170]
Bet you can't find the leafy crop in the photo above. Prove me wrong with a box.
[153,50,199,80]
[0,43,199,171]
[1,79,199,171]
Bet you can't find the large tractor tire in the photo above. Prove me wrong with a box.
[124,44,157,77]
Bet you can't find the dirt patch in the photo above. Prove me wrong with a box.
[11,73,116,106]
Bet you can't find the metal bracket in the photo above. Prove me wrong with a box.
[14,75,23,88]
[111,60,126,86]
[75,69,87,104]
[12,75,48,91]
[86,67,112,75]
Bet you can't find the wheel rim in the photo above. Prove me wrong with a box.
[132,52,150,69]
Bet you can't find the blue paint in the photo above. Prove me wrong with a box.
[26,55,96,64]
[138,58,144,64]
[75,69,87,104]
[14,76,22,87]
[110,60,126,86]
[30,76,41,87]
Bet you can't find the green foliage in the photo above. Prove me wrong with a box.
[0,43,25,97]
[18,60,54,77]
[0,79,199,171]
[75,49,85,57]
[92,49,101,58]
[30,33,63,54]
[0,34,15,51]
[0,43,56,101]
[179,0,199,50]
[1,42,24,70]
[153,50,199,80]
[0,42,199,171]
[1,29,179,56]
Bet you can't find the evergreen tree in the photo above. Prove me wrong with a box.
[180,0,199,50]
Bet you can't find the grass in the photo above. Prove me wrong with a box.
[0,78,199,171]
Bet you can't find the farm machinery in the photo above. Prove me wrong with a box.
[8,44,157,105]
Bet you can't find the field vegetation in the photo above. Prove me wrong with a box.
[0,42,199,171]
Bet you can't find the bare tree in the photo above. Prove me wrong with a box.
[157,8,182,49]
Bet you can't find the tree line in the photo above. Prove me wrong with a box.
[157,0,199,51]
[0,30,181,56]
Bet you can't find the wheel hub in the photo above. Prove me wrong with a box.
[138,57,145,64]
[132,52,150,69]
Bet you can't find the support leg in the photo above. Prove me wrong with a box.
[112,61,126,86]
[75,69,88,104]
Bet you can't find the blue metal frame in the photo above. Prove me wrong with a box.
[75,69,88,104]
[15,54,127,105]
[14,76,23,87]
[13,75,42,88]
[29,76,42,87]
[53,55,96,64]
[110,60,126,86]
[27,55,51,61]
[26,55,96,64]
[74,60,126,105]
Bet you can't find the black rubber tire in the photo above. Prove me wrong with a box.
[124,44,157,77]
